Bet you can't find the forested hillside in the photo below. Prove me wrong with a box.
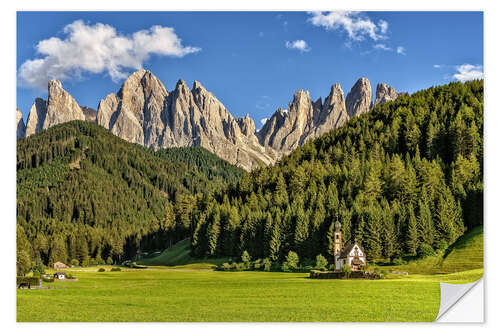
[16,121,243,270]
[190,80,483,263]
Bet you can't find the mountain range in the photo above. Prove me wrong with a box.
[16,70,403,170]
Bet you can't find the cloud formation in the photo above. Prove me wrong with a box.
[285,40,311,52]
[396,46,406,55]
[260,118,269,126]
[374,43,392,51]
[19,20,200,90]
[308,11,388,41]
[453,64,484,82]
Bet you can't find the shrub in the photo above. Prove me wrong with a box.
[315,254,328,271]
[253,262,261,270]
[417,243,436,259]
[281,262,290,272]
[241,250,251,269]
[98,268,105,272]
[341,264,351,276]
[106,257,113,265]
[89,258,98,266]
[221,263,231,271]
[392,257,405,265]
[262,258,271,272]
[110,267,121,272]
[436,239,448,251]
[285,251,299,271]
[70,259,79,267]
[97,257,106,265]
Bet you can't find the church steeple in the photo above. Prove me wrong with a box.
[333,217,342,259]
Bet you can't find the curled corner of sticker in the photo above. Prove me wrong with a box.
[435,278,483,322]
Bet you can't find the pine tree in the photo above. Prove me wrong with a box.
[406,206,418,256]
[207,207,221,256]
[293,205,309,258]
[363,205,382,259]
[417,197,435,246]
[49,236,67,264]
[76,236,89,266]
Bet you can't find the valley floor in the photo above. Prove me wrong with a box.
[17,266,482,322]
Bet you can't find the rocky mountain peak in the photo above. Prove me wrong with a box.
[43,79,85,130]
[291,89,311,106]
[25,98,47,137]
[48,79,63,90]
[17,108,26,139]
[346,77,372,118]
[236,114,256,137]
[374,83,399,106]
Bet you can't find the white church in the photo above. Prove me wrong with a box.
[333,219,367,271]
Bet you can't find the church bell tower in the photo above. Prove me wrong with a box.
[333,218,342,267]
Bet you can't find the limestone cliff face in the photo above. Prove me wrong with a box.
[346,78,372,118]
[96,70,274,171]
[16,108,26,139]
[257,83,348,155]
[42,80,85,130]
[25,98,47,137]
[24,80,85,137]
[374,83,400,107]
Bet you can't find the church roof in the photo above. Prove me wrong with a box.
[338,241,366,259]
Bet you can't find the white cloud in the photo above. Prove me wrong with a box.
[19,20,200,90]
[285,40,311,52]
[396,46,406,55]
[433,64,441,68]
[260,118,269,125]
[374,43,392,51]
[453,64,484,82]
[378,20,389,34]
[308,11,388,41]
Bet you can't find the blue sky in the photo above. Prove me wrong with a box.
[17,11,483,128]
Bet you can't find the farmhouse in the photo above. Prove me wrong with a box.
[53,261,68,269]
[333,220,367,271]
[54,272,66,280]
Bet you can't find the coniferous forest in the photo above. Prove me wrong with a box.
[16,121,243,270]
[17,80,483,273]
[189,80,483,263]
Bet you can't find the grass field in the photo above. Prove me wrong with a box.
[18,227,483,322]
[378,226,484,275]
[16,267,482,322]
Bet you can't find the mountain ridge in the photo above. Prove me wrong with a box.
[17,70,402,170]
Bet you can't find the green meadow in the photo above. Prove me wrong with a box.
[17,227,483,322]
[17,267,482,322]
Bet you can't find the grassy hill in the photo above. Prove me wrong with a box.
[138,239,230,269]
[382,226,483,275]
[16,121,243,267]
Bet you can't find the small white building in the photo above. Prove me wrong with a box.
[54,272,66,280]
[333,220,367,271]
